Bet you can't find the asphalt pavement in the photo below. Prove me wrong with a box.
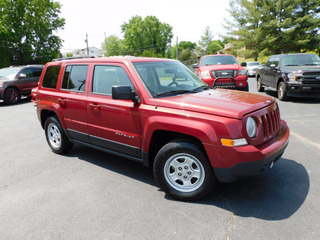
[0,77,319,240]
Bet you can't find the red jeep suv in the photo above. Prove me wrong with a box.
[193,54,248,91]
[36,57,289,200]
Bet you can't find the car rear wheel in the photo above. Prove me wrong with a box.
[278,81,288,101]
[44,116,73,154]
[257,76,264,92]
[4,88,21,104]
[153,141,216,201]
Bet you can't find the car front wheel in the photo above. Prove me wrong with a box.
[153,141,216,201]
[278,81,288,101]
[44,116,73,154]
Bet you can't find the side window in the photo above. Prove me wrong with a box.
[61,65,88,92]
[273,57,280,67]
[20,68,33,78]
[42,66,61,89]
[267,57,274,67]
[92,65,133,95]
[31,68,43,77]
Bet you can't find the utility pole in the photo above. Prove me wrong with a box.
[85,33,89,56]
[176,36,178,60]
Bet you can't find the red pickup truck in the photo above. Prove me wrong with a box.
[36,57,289,200]
[193,54,248,91]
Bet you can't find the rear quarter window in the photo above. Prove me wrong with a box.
[42,66,61,89]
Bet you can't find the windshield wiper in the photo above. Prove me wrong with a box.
[192,85,210,92]
[155,89,194,97]
[303,64,319,66]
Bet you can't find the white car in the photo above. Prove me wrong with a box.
[241,61,261,77]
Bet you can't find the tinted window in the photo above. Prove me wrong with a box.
[32,68,43,77]
[42,66,61,89]
[20,68,33,78]
[92,65,133,95]
[62,65,88,92]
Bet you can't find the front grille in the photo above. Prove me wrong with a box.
[302,72,320,84]
[213,70,236,78]
[260,105,280,140]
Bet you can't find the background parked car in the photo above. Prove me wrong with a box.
[241,61,262,77]
[0,65,44,104]
[193,54,249,91]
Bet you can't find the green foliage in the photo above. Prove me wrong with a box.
[121,15,173,57]
[225,0,320,58]
[197,26,213,55]
[171,41,196,60]
[207,40,224,54]
[0,0,65,67]
[101,35,127,56]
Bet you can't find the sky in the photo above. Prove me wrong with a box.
[55,0,231,53]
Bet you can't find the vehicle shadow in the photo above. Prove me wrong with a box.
[68,146,309,221]
[0,97,32,107]
[197,158,310,221]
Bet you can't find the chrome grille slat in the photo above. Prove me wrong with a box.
[260,105,280,140]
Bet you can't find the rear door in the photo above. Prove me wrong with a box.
[86,63,142,159]
[58,64,89,142]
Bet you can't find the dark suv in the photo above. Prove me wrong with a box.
[0,65,44,104]
[36,57,289,200]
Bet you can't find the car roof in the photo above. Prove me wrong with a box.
[48,56,176,65]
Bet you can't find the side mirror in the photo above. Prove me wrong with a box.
[269,64,277,70]
[241,62,247,67]
[112,85,139,103]
[19,73,27,78]
[192,63,199,69]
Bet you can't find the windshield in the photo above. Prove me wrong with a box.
[201,55,239,66]
[133,61,209,98]
[247,62,260,66]
[282,54,320,66]
[0,67,20,79]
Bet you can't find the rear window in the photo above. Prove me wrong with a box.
[42,66,61,89]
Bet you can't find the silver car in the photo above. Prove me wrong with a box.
[241,61,261,77]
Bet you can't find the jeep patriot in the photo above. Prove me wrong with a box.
[36,57,290,200]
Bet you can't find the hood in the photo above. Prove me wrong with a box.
[155,89,274,119]
[281,65,320,73]
[200,64,244,71]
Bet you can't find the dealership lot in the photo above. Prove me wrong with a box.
[0,77,319,240]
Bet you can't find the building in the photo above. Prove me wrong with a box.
[63,46,102,58]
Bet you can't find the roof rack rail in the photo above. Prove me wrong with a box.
[52,56,95,62]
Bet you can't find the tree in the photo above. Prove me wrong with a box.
[225,0,320,59]
[101,35,127,56]
[121,15,173,57]
[196,26,213,56]
[207,40,224,54]
[171,41,196,59]
[0,0,65,67]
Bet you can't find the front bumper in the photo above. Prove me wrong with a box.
[202,76,248,89]
[287,83,320,97]
[212,121,290,183]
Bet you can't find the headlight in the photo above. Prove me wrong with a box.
[0,82,3,88]
[239,70,247,76]
[288,73,302,82]
[200,70,211,78]
[246,117,257,138]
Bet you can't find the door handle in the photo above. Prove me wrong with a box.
[58,98,67,107]
[89,103,100,110]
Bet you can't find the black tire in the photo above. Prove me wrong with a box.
[153,141,216,201]
[278,81,288,101]
[4,88,21,104]
[239,84,249,92]
[44,116,73,154]
[257,76,264,92]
